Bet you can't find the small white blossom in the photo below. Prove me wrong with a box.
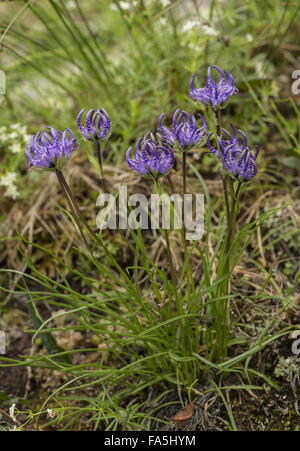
[18,126,28,135]
[10,123,22,130]
[182,19,199,33]
[0,126,8,141]
[67,0,76,9]
[7,132,19,140]
[202,24,218,36]
[182,19,218,37]
[0,124,28,145]
[1,172,17,184]
[11,143,23,154]
[119,1,131,9]
[47,409,56,419]
[0,172,20,200]
[24,134,32,143]
[110,1,139,11]
[187,42,201,52]
[159,17,167,26]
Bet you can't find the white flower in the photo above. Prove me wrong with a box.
[10,123,22,130]
[11,143,23,154]
[0,172,20,200]
[6,185,19,200]
[110,1,139,11]
[0,126,8,141]
[1,172,17,184]
[182,20,218,37]
[24,134,32,143]
[202,24,218,36]
[182,19,199,33]
[7,132,19,140]
[188,43,201,52]
[160,0,171,7]
[159,17,167,26]
[18,125,28,135]
[67,0,76,9]
[119,1,131,9]
[9,404,17,422]
[0,124,28,145]
[255,60,265,78]
[47,409,56,419]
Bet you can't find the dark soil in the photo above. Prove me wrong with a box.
[0,328,31,399]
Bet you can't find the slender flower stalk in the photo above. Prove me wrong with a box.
[95,139,104,180]
[158,109,206,223]
[158,110,205,295]
[211,108,231,237]
[55,169,89,246]
[126,131,177,289]
[158,109,207,221]
[180,149,196,298]
[189,66,240,347]
[167,174,176,194]
[163,225,177,289]
[154,179,177,292]
[207,107,231,359]
[206,104,259,359]
[57,170,135,286]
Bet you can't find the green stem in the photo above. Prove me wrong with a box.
[154,178,177,289]
[215,109,222,136]
[57,170,95,236]
[56,170,89,246]
[163,228,177,289]
[95,139,105,189]
[211,108,233,360]
[181,151,195,296]
[57,171,134,289]
[182,151,187,201]
[228,180,243,247]
[167,174,175,194]
[222,174,231,245]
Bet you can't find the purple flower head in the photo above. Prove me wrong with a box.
[26,127,76,170]
[207,125,258,181]
[77,108,111,142]
[158,109,207,149]
[126,132,175,178]
[190,65,238,109]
